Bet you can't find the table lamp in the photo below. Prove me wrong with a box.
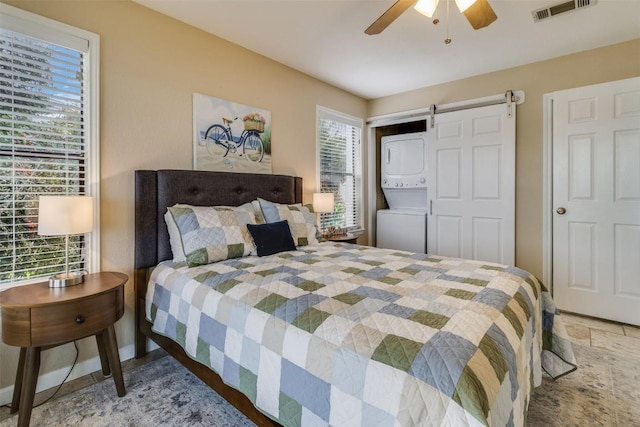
[38,195,94,288]
[312,192,334,236]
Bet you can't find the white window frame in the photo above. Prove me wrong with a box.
[0,5,100,289]
[315,105,364,233]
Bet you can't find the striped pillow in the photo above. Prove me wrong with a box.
[168,204,256,267]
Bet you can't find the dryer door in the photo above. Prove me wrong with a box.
[381,132,427,189]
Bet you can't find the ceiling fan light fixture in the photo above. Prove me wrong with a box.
[454,0,478,13]
[364,0,496,35]
[414,0,440,17]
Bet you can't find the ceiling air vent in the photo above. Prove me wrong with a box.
[532,0,596,22]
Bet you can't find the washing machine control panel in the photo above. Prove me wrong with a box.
[382,176,427,188]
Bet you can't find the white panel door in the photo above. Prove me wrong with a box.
[552,77,640,326]
[427,103,515,264]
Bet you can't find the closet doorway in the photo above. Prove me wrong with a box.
[368,92,520,264]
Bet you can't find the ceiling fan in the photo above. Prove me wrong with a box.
[365,0,497,35]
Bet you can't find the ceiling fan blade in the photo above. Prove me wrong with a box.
[365,0,416,35]
[463,0,497,30]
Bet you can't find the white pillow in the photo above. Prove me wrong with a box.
[250,200,266,224]
[164,210,186,262]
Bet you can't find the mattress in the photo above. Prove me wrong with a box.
[145,242,576,426]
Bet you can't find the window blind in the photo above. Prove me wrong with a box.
[0,26,89,283]
[317,107,363,232]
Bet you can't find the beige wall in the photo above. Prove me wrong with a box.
[369,39,640,279]
[1,0,638,400]
[0,0,367,395]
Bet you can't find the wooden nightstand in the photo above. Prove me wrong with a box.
[325,232,359,244]
[0,272,128,427]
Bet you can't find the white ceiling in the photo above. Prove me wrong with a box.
[134,0,640,99]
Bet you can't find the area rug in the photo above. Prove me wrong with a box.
[529,342,639,427]
[0,355,254,427]
[2,342,638,426]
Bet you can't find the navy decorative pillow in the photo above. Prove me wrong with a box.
[247,220,296,257]
[256,198,319,246]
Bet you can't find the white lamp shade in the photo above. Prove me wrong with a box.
[312,193,335,213]
[38,195,94,236]
[414,0,439,17]
[455,0,477,12]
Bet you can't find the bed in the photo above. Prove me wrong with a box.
[134,169,576,427]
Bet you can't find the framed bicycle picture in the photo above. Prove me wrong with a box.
[193,93,272,174]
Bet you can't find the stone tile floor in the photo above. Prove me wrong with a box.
[528,311,640,427]
[560,311,640,359]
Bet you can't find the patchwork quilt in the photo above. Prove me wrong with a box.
[146,243,576,427]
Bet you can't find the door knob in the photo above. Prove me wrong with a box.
[556,207,566,215]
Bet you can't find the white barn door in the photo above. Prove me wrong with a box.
[427,103,515,265]
[552,77,640,326]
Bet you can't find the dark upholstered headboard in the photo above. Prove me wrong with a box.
[134,169,296,422]
[134,169,303,269]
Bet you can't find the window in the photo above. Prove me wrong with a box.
[316,106,363,232]
[0,6,99,286]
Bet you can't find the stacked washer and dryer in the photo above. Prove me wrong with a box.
[376,132,428,253]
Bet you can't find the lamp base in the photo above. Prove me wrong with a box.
[48,271,86,288]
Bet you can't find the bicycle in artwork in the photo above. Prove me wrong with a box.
[204,114,265,163]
